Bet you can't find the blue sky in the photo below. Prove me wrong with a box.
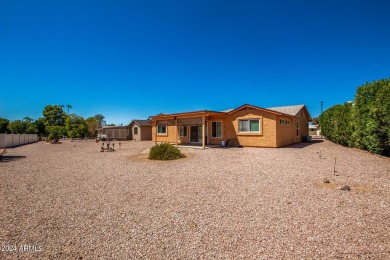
[1,0,389,125]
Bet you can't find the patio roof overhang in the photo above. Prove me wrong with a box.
[149,110,227,120]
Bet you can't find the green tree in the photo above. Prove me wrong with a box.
[43,105,67,126]
[46,126,64,142]
[34,118,46,136]
[94,114,105,127]
[65,114,87,138]
[7,120,27,134]
[85,117,99,138]
[0,117,9,133]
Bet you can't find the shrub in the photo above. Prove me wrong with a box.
[46,126,64,143]
[320,77,390,156]
[149,143,186,160]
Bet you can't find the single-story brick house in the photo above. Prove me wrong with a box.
[96,126,130,141]
[149,104,311,148]
[129,119,152,141]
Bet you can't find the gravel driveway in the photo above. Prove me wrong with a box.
[1,139,389,259]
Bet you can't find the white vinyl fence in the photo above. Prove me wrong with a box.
[0,134,39,148]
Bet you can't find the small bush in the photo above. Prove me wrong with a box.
[149,143,186,160]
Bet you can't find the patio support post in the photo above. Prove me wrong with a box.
[154,120,157,145]
[202,115,206,149]
[175,118,178,146]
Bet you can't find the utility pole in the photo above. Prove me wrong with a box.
[320,101,324,138]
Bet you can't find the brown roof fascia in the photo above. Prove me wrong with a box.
[228,104,298,118]
[301,105,312,121]
[149,110,227,120]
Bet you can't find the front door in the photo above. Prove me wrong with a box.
[190,125,202,143]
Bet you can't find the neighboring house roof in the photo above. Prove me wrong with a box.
[95,125,128,131]
[129,119,152,127]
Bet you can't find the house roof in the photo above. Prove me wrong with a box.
[267,104,305,116]
[129,119,151,127]
[227,104,297,118]
[150,104,311,120]
[149,110,226,119]
[267,104,312,121]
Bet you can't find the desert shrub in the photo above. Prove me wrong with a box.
[149,143,186,160]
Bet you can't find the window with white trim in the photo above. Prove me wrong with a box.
[280,119,285,125]
[286,119,290,125]
[179,126,187,137]
[134,127,138,134]
[211,121,222,138]
[157,125,167,135]
[238,119,260,132]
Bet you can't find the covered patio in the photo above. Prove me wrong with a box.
[150,110,227,149]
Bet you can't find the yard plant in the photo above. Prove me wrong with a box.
[149,143,186,160]
[320,77,390,156]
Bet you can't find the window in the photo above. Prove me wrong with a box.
[296,122,299,136]
[211,121,222,138]
[179,126,187,137]
[286,119,290,125]
[238,119,260,132]
[280,119,285,125]
[134,127,138,134]
[157,125,167,135]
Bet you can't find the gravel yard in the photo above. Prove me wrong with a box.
[1,139,389,259]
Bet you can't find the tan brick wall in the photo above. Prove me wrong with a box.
[227,109,278,147]
[152,121,178,143]
[275,116,296,147]
[151,107,311,147]
[207,117,226,145]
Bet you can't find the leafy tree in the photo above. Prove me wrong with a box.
[7,120,27,134]
[0,117,9,133]
[34,118,46,136]
[46,126,64,142]
[85,117,99,138]
[65,114,87,138]
[94,114,105,127]
[7,117,38,134]
[43,105,67,126]
[25,122,38,134]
